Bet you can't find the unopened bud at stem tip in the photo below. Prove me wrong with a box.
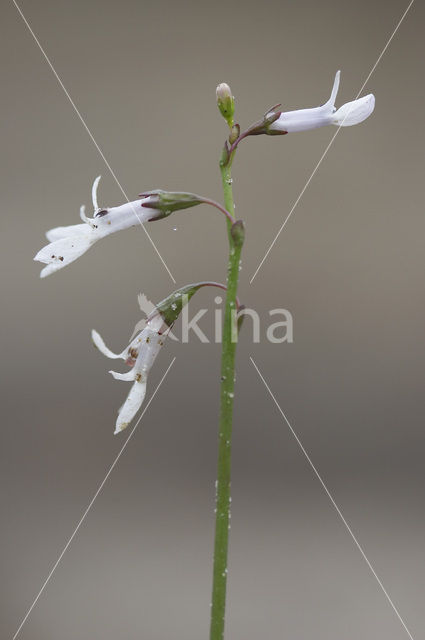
[216,82,235,127]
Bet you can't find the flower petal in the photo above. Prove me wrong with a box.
[39,263,65,279]
[131,328,164,374]
[114,379,147,434]
[34,233,95,278]
[324,70,340,112]
[271,109,331,132]
[91,330,126,359]
[109,369,136,381]
[95,200,152,237]
[80,205,92,224]
[46,223,89,242]
[332,94,375,127]
[92,175,102,210]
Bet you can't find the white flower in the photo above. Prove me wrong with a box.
[34,176,159,278]
[269,71,375,133]
[92,314,167,434]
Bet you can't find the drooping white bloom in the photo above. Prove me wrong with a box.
[269,71,375,133]
[34,176,159,278]
[92,314,167,434]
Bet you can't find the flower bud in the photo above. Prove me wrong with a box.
[216,82,235,127]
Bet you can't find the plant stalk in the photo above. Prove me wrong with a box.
[209,154,242,640]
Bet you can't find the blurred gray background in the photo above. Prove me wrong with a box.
[1,0,424,638]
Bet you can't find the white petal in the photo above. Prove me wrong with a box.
[95,200,153,237]
[332,94,375,127]
[271,108,334,133]
[80,204,92,224]
[132,328,164,375]
[39,262,65,279]
[114,379,147,434]
[109,369,136,381]
[270,71,341,133]
[91,329,126,359]
[325,70,340,111]
[92,175,102,210]
[34,233,95,277]
[46,223,89,242]
[126,329,149,355]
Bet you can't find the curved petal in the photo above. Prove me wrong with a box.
[91,330,126,359]
[114,379,147,434]
[324,70,340,111]
[109,369,136,381]
[80,204,92,224]
[332,94,375,127]
[92,175,102,210]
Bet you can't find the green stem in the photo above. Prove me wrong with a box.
[209,154,242,640]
